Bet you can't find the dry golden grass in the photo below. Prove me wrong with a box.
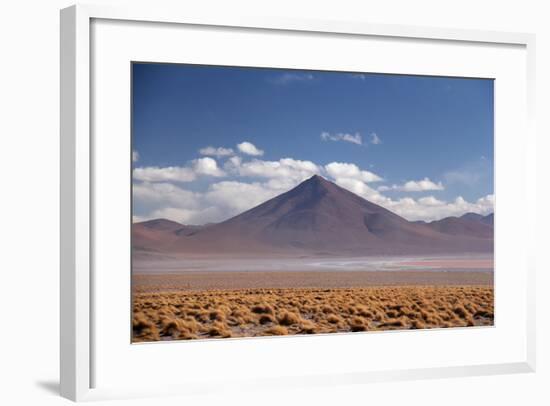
[132,286,494,342]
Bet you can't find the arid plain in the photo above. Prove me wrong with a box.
[132,255,493,341]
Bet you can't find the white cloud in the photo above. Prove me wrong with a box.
[199,146,234,157]
[417,196,445,206]
[133,158,225,183]
[381,194,494,221]
[331,177,384,201]
[133,179,294,225]
[133,182,225,225]
[205,181,286,216]
[224,155,242,172]
[237,141,264,156]
[399,178,444,192]
[475,194,494,207]
[237,158,321,182]
[370,132,382,145]
[133,182,201,209]
[133,166,197,183]
[133,215,146,223]
[320,131,363,145]
[378,177,444,192]
[132,150,140,162]
[325,162,382,183]
[191,157,225,177]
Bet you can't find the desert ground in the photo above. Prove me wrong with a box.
[132,256,494,342]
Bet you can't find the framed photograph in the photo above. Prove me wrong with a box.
[60,4,536,402]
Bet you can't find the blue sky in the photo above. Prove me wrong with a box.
[132,63,494,225]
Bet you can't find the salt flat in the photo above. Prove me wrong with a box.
[132,253,493,274]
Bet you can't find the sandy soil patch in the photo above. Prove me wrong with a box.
[133,270,492,293]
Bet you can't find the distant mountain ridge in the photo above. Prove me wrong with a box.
[421,213,493,239]
[132,219,207,251]
[133,175,493,257]
[459,212,494,225]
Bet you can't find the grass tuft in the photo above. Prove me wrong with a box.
[132,286,494,342]
[277,311,301,326]
[264,325,288,335]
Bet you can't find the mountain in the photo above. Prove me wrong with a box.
[460,212,494,226]
[480,213,494,226]
[132,219,206,252]
[423,215,493,239]
[137,218,186,232]
[460,212,484,222]
[133,175,493,257]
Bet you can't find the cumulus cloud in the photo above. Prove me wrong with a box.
[134,156,324,225]
[133,166,197,183]
[370,132,382,145]
[237,141,264,156]
[320,132,363,145]
[378,177,444,192]
[133,155,323,222]
[199,146,234,157]
[224,155,242,172]
[417,196,445,206]
[133,182,202,209]
[133,181,224,225]
[132,150,140,162]
[133,157,225,183]
[398,178,444,192]
[237,158,321,182]
[191,157,226,177]
[331,177,384,201]
[205,181,286,215]
[325,162,382,183]
[133,179,292,225]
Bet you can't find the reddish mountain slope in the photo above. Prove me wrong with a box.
[132,219,207,252]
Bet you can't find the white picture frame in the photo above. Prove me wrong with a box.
[60,4,536,402]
